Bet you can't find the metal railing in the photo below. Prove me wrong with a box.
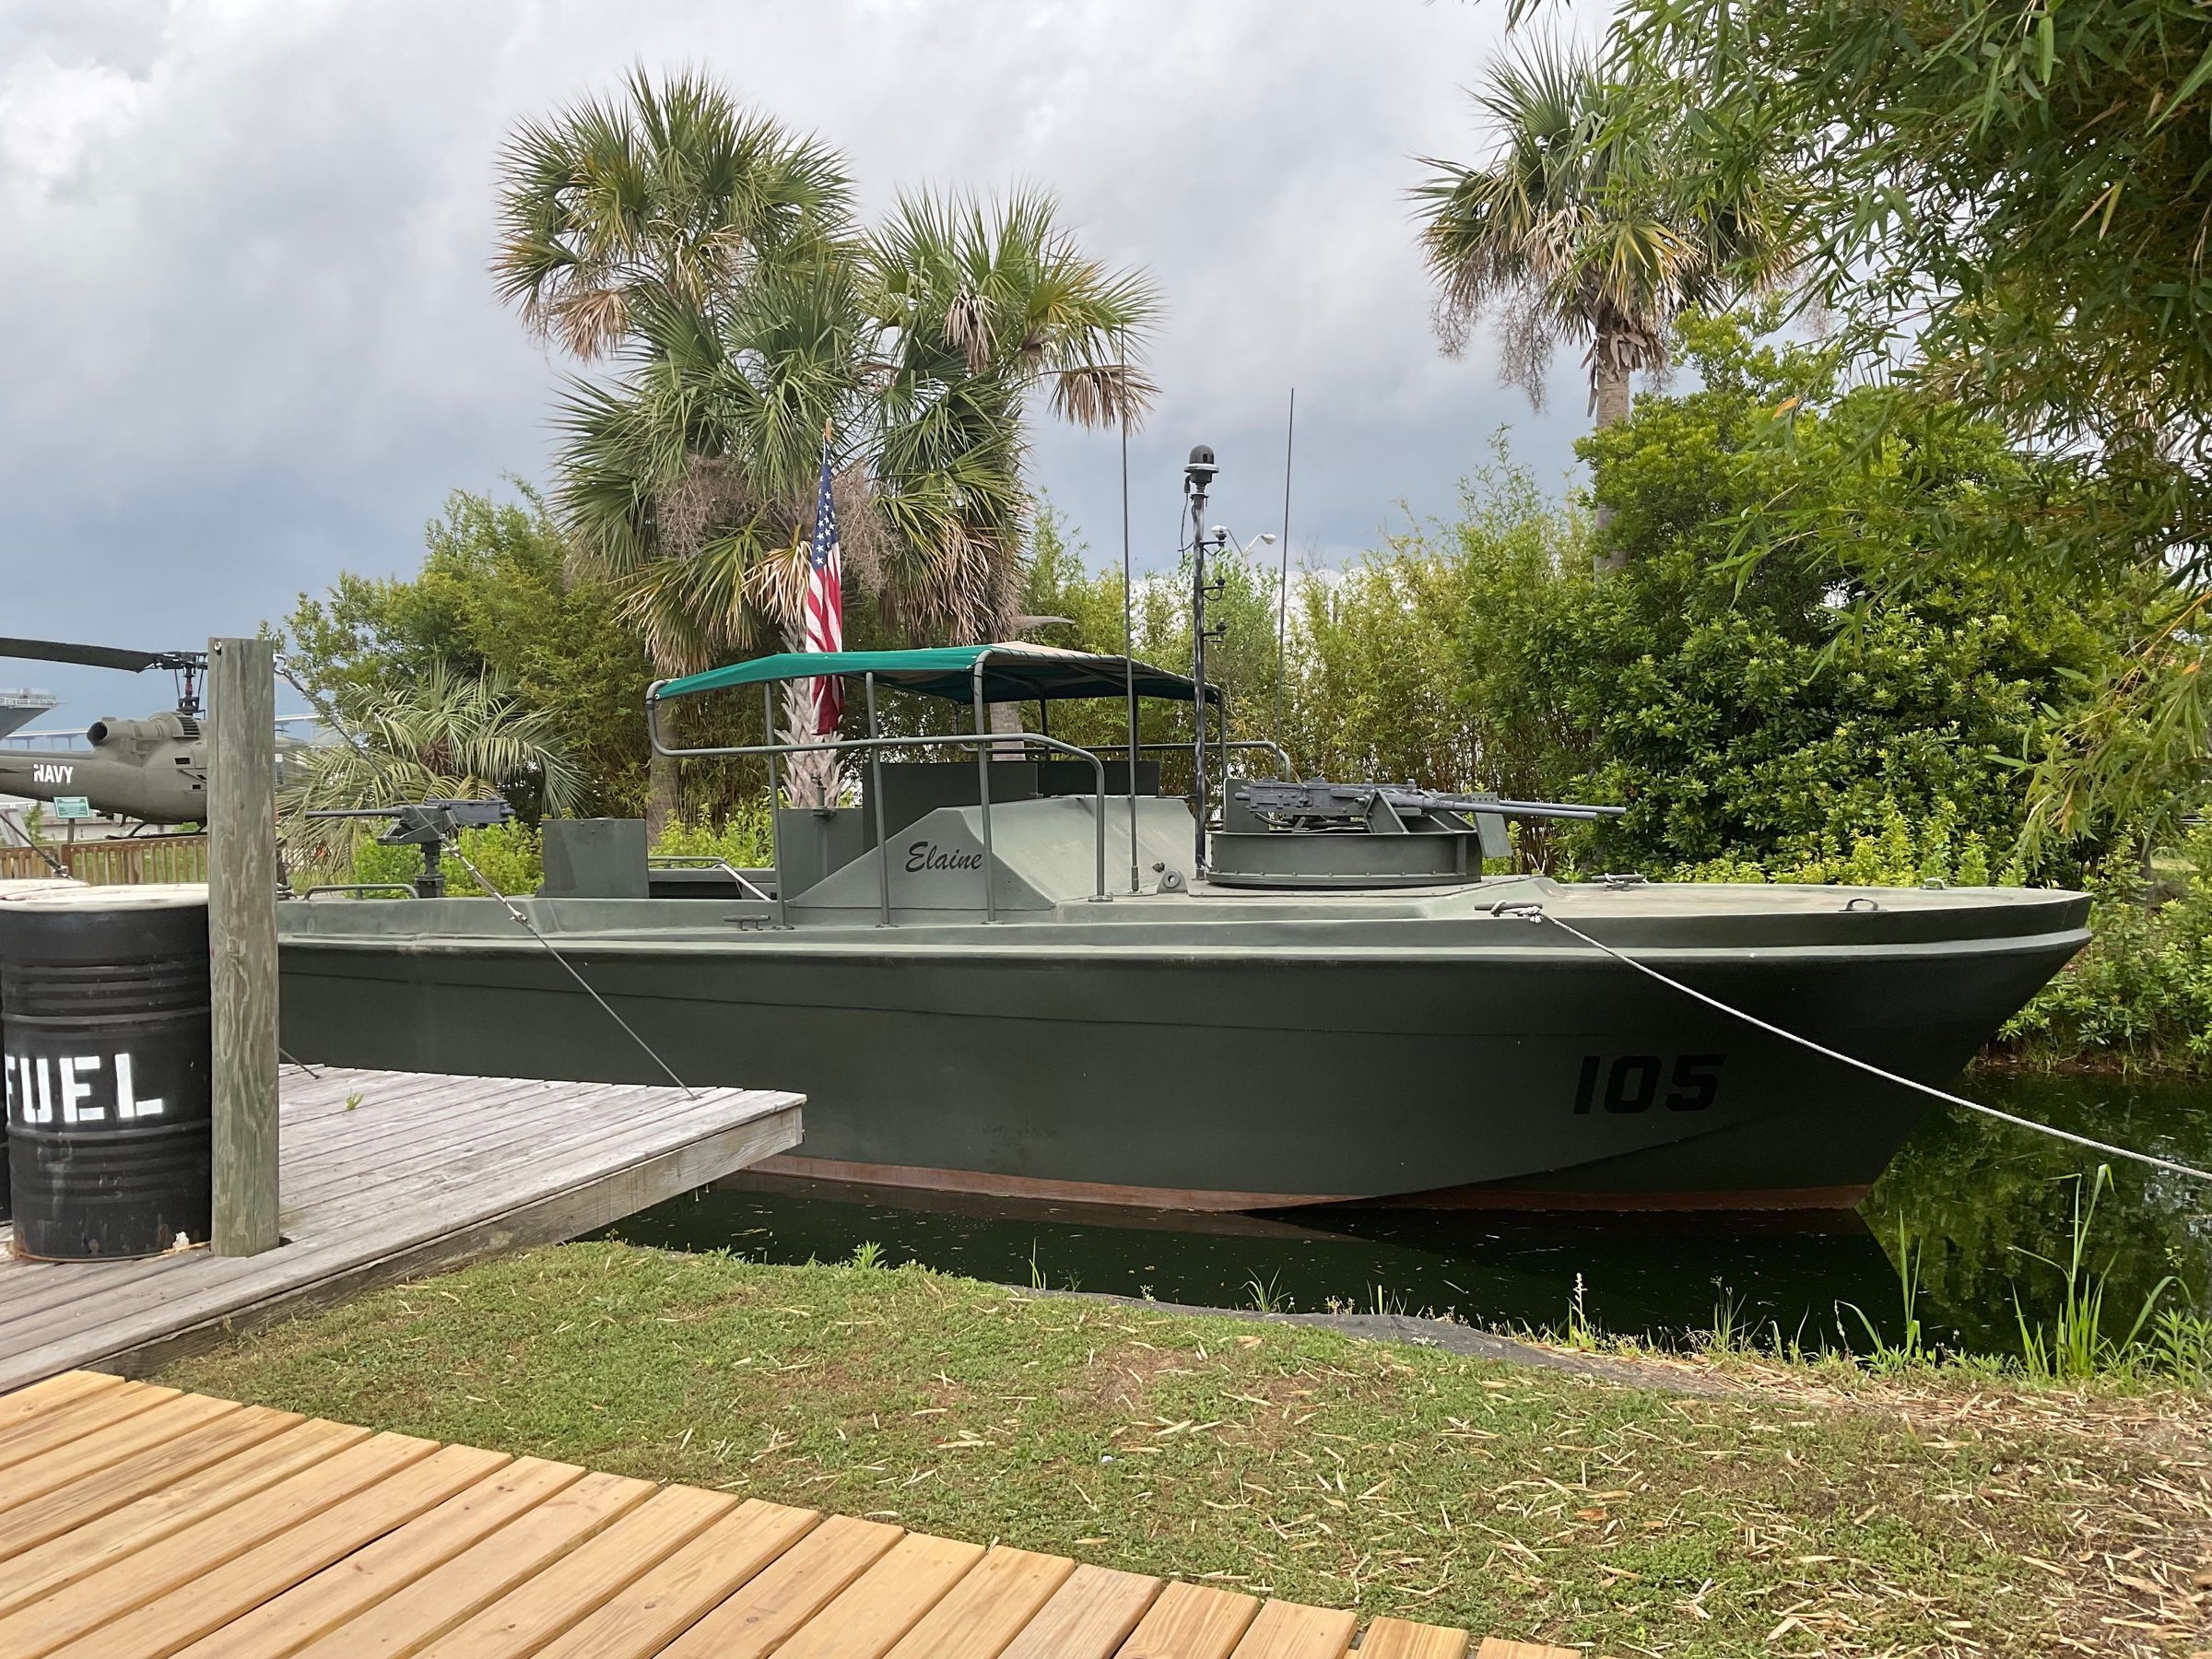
[647,855,774,901]
[1085,737,1295,782]
[647,660,1118,926]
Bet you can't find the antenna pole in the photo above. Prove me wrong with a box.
[1184,448,1217,877]
[1274,387,1295,770]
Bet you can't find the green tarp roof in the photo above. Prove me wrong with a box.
[653,644,1219,705]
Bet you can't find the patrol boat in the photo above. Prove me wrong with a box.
[275,635,2089,1212]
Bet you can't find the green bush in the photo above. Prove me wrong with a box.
[1998,830,2212,1074]
[1662,797,2013,888]
[347,820,543,897]
[650,800,774,869]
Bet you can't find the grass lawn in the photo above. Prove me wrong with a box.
[159,1241,2212,1657]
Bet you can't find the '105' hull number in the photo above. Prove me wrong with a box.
[1574,1053,1724,1114]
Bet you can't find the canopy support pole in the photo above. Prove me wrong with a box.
[971,660,997,924]
[865,673,890,928]
[762,684,789,929]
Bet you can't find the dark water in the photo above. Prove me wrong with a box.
[607,1070,2212,1357]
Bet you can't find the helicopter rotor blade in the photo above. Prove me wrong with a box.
[0,639,204,674]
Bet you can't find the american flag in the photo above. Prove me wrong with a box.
[803,441,844,734]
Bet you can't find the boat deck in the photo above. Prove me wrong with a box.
[0,1371,1563,1658]
[0,1066,804,1393]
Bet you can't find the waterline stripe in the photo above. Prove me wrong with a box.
[1512,905,2212,1187]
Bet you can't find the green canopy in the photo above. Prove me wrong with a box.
[653,644,1219,706]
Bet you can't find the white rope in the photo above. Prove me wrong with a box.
[439,840,698,1100]
[276,657,697,1100]
[1504,904,2212,1187]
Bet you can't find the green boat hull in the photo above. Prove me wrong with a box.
[276,875,2088,1211]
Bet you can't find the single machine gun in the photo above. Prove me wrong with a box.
[304,799,513,899]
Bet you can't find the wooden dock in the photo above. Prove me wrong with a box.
[0,1371,1565,1659]
[0,1066,802,1392]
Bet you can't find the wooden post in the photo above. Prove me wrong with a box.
[207,637,280,1256]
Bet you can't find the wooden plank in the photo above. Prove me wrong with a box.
[771,1531,988,1659]
[994,1564,1163,1659]
[413,1483,738,1659]
[0,1078,639,1347]
[276,1085,691,1215]
[1228,1600,1358,1659]
[881,1545,1076,1659]
[0,1098,799,1389]
[1118,1581,1263,1659]
[163,1455,583,1659]
[0,1429,432,1653]
[277,1073,558,1132]
[0,1256,202,1342]
[0,1381,176,1468]
[1354,1622,1469,1659]
[518,1499,824,1659]
[0,1406,313,1566]
[0,1371,123,1430]
[654,1513,904,1659]
[208,634,281,1258]
[44,1441,507,1659]
[288,1087,787,1231]
[0,1406,323,1574]
[276,1078,606,1172]
[1472,1642,1577,1659]
[284,1467,656,1658]
[0,1392,239,1512]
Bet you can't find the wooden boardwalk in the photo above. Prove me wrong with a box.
[0,1371,1566,1659]
[0,1066,802,1393]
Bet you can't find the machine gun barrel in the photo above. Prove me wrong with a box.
[305,798,513,831]
[1236,780,1623,823]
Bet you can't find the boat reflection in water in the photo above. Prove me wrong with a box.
[609,1069,2212,1359]
[607,1168,1912,1352]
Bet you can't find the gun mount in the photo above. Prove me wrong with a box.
[305,799,512,899]
[1211,779,1625,890]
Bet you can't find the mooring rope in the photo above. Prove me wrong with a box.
[1495,902,2212,1187]
[274,658,697,1100]
[438,838,698,1100]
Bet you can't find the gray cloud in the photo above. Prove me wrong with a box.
[0,0,1603,724]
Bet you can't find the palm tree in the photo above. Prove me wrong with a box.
[555,261,873,808]
[865,189,1161,647]
[492,65,854,362]
[1411,39,1800,567]
[493,71,864,822]
[498,76,1162,814]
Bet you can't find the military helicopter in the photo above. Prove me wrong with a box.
[0,638,227,825]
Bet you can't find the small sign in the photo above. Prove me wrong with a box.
[50,796,93,820]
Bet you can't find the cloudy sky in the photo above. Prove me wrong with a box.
[1,0,1605,725]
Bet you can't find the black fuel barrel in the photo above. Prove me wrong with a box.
[0,884,211,1259]
[0,879,84,1224]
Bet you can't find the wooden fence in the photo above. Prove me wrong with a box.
[0,833,209,885]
